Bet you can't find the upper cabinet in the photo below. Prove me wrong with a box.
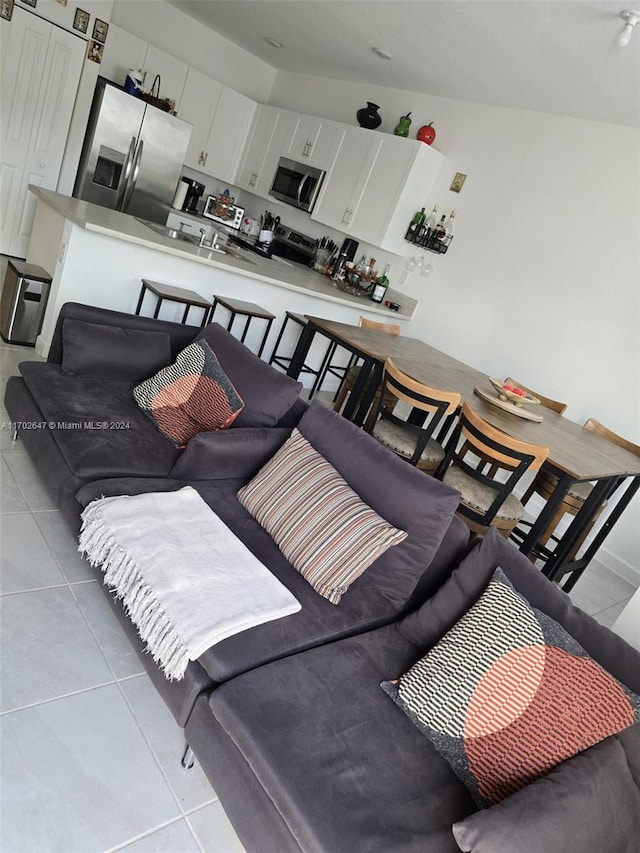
[312,131,444,255]
[99,23,147,87]
[100,26,187,105]
[286,115,344,168]
[143,45,188,106]
[177,66,256,182]
[236,105,294,196]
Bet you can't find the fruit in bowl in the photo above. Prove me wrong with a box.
[489,378,540,406]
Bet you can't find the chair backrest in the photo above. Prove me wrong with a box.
[436,402,549,526]
[584,418,640,457]
[504,377,568,415]
[372,359,461,464]
[359,315,401,336]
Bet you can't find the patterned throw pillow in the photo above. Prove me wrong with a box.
[382,568,640,807]
[237,429,408,604]
[133,340,244,447]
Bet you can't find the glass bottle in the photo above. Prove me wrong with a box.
[331,252,348,283]
[422,204,439,242]
[406,206,426,241]
[370,263,391,303]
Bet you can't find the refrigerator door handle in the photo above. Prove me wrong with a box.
[121,139,144,212]
[115,136,137,209]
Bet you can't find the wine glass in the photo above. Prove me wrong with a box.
[404,255,417,272]
[421,254,434,277]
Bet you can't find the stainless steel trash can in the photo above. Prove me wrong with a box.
[0,260,51,346]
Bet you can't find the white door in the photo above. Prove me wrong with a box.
[0,8,85,257]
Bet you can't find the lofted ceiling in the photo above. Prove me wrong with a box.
[170,0,640,127]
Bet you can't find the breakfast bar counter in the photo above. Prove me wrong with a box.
[26,188,416,362]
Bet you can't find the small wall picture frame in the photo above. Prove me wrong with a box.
[92,18,108,43]
[0,0,14,20]
[19,0,37,6]
[87,38,103,63]
[73,7,89,33]
[450,172,467,194]
[55,0,67,6]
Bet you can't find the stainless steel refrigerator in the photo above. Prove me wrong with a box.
[73,78,192,225]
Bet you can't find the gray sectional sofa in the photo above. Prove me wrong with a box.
[5,303,640,853]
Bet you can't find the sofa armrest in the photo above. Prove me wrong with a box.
[169,428,292,481]
[47,302,199,364]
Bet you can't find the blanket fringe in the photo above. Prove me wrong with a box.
[79,501,190,680]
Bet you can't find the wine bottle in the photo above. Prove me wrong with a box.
[370,263,391,303]
[331,252,348,283]
[406,207,426,241]
[420,204,439,245]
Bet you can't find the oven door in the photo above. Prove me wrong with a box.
[270,157,325,212]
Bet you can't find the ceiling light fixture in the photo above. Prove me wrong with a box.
[372,46,393,60]
[264,37,284,49]
[618,10,640,46]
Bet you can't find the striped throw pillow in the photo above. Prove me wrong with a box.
[133,340,244,447]
[237,429,407,604]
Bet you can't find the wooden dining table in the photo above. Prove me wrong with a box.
[287,316,640,589]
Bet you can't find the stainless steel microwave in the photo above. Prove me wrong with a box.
[269,157,326,213]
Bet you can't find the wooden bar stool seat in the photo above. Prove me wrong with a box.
[209,295,275,358]
[136,279,211,326]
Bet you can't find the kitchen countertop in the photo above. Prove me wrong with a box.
[29,188,416,320]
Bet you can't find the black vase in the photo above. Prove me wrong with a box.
[356,102,382,129]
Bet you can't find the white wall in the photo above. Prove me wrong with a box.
[109,1,276,103]
[269,71,640,584]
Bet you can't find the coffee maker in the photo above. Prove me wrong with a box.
[179,178,205,213]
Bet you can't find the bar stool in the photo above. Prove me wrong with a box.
[136,279,211,326]
[269,311,336,398]
[209,295,275,358]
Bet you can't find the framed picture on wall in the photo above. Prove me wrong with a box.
[19,0,37,7]
[0,0,14,20]
[87,39,104,63]
[92,18,108,43]
[73,7,89,33]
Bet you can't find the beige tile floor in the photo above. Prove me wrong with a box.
[1,336,637,852]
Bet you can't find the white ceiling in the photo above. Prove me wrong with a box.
[170,0,640,127]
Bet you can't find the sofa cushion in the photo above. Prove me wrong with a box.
[384,567,640,807]
[237,429,408,604]
[74,475,470,685]
[398,526,640,695]
[169,427,292,480]
[19,362,180,479]
[452,735,640,853]
[293,400,462,609]
[208,625,474,853]
[61,318,172,382]
[195,323,302,428]
[133,340,244,447]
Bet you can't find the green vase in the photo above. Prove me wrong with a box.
[394,111,412,137]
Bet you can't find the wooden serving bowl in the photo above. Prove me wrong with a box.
[489,378,540,407]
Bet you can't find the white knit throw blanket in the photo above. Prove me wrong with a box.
[78,486,301,680]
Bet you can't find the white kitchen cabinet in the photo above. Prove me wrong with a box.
[177,66,223,171]
[206,86,256,182]
[177,67,256,183]
[99,23,148,87]
[311,128,383,232]
[143,45,188,108]
[286,114,344,168]
[0,8,85,257]
[236,105,295,197]
[313,130,443,255]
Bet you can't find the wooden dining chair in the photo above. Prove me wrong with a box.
[435,402,549,538]
[368,359,461,473]
[333,316,402,431]
[518,417,640,563]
